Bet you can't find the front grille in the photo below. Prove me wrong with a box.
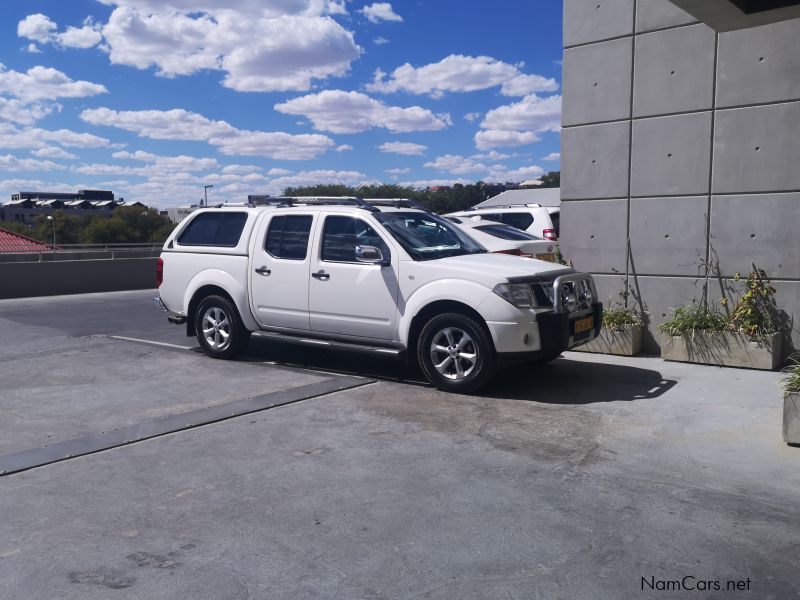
[531,283,554,308]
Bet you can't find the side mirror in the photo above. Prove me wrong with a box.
[355,245,385,265]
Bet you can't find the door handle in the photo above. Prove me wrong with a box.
[311,270,330,281]
[255,266,271,276]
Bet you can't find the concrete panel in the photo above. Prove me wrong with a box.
[633,24,716,117]
[713,102,800,194]
[636,0,698,32]
[709,193,800,279]
[717,19,800,108]
[0,258,157,299]
[559,199,629,274]
[564,0,635,47]
[561,121,631,200]
[563,38,633,126]
[630,112,712,197]
[629,196,708,276]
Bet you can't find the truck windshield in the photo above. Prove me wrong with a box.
[374,212,486,261]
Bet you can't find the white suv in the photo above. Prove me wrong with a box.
[156,197,599,393]
[445,205,559,240]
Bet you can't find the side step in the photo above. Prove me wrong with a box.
[252,330,404,358]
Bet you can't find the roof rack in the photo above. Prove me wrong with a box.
[363,198,426,210]
[287,196,379,212]
[466,203,542,211]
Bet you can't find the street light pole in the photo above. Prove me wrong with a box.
[46,215,55,251]
[203,184,213,207]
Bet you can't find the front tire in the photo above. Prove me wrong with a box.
[417,313,496,393]
[195,295,250,359]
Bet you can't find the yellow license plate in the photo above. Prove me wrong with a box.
[536,253,556,262]
[574,316,594,334]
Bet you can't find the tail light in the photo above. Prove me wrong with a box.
[156,257,163,287]
[496,248,522,256]
[543,228,557,241]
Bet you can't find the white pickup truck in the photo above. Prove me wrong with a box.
[155,197,601,393]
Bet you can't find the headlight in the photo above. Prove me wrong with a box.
[493,283,536,308]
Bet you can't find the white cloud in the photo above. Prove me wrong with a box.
[0,123,110,150]
[95,3,361,92]
[464,112,481,122]
[32,147,78,160]
[484,164,544,183]
[373,36,389,45]
[18,14,103,49]
[336,144,353,152]
[543,152,560,161]
[480,94,561,133]
[80,107,336,160]
[360,3,403,23]
[111,150,219,172]
[17,14,57,43]
[367,54,558,98]
[275,90,450,134]
[474,129,540,150]
[0,65,107,103]
[269,169,367,192]
[385,167,410,174]
[378,141,427,156]
[267,168,293,176]
[500,74,559,97]
[0,98,59,125]
[59,22,104,49]
[0,154,65,172]
[475,94,561,150]
[398,178,469,189]
[222,164,262,174]
[25,43,42,54]
[424,154,488,175]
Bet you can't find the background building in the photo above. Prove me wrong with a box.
[0,190,146,226]
[559,0,800,357]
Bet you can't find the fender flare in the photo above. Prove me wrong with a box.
[183,269,259,332]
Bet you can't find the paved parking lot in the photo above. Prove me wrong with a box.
[1,290,798,599]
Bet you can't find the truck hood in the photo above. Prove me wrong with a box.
[421,252,573,282]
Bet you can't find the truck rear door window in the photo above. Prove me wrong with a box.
[499,212,534,230]
[177,212,248,247]
[266,215,313,260]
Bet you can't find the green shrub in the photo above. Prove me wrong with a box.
[602,305,641,329]
[782,357,800,394]
[658,304,729,337]
[728,270,779,337]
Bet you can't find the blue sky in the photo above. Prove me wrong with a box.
[0,0,563,208]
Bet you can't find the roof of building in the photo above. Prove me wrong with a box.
[475,187,561,209]
[0,227,52,254]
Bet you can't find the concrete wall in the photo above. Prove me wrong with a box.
[0,258,158,299]
[560,0,800,357]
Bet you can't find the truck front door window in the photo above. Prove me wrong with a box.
[321,216,390,263]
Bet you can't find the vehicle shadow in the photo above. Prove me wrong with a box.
[485,357,677,404]
[243,338,677,403]
[241,336,429,385]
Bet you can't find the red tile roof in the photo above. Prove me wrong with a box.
[0,227,53,254]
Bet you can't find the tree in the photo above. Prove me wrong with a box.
[539,171,560,188]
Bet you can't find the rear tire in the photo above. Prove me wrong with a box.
[195,295,250,359]
[417,312,496,394]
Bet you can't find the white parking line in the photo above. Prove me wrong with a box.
[107,335,194,350]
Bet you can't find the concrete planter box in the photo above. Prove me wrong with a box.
[572,324,642,356]
[784,392,800,445]
[661,331,782,370]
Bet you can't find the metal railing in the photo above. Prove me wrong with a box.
[0,242,162,263]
